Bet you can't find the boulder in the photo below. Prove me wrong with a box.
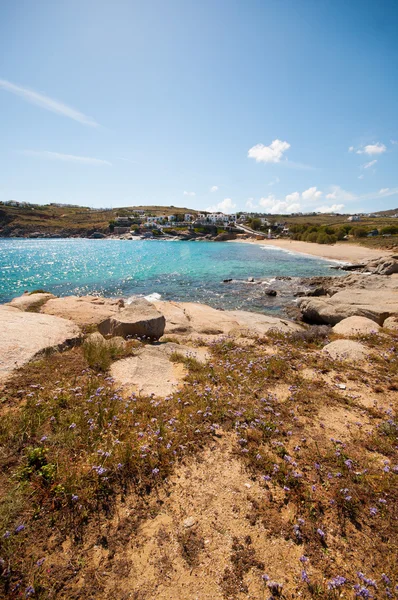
[98,299,165,340]
[42,296,124,327]
[8,292,55,312]
[333,316,381,337]
[383,316,398,331]
[299,289,398,326]
[0,305,81,383]
[322,339,370,362]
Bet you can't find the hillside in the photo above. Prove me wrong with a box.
[0,203,198,238]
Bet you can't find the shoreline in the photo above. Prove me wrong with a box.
[230,237,392,263]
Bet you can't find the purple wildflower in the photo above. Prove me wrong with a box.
[328,576,347,589]
[299,555,308,563]
[369,507,378,516]
[301,570,310,583]
[15,524,25,534]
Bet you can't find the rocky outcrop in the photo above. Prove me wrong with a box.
[152,301,302,338]
[322,339,371,362]
[42,296,124,327]
[0,306,81,383]
[299,289,398,326]
[332,316,381,336]
[98,299,166,340]
[8,292,56,312]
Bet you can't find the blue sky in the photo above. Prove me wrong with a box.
[0,0,397,214]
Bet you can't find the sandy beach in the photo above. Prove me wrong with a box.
[231,237,392,262]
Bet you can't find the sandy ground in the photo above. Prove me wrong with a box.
[231,237,391,262]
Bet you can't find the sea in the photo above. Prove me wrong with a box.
[0,239,341,315]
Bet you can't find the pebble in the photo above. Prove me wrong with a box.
[183,517,196,528]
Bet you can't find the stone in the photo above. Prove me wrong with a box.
[333,316,381,337]
[8,292,55,312]
[98,299,165,340]
[183,517,196,528]
[322,339,370,362]
[299,289,398,326]
[265,289,277,297]
[383,316,398,331]
[42,296,124,327]
[0,305,81,383]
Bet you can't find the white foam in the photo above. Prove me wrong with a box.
[144,292,162,301]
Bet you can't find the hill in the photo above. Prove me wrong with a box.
[0,202,198,238]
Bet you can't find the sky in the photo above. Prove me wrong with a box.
[0,0,398,215]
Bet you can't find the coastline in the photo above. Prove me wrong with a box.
[230,237,392,262]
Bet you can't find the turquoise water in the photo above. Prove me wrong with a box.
[0,239,339,313]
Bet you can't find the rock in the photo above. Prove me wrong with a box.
[383,316,398,331]
[89,232,106,239]
[0,306,81,383]
[223,279,233,283]
[153,301,302,338]
[98,299,165,340]
[42,296,124,327]
[333,316,381,337]
[299,289,398,326]
[247,277,255,283]
[183,517,196,528]
[110,343,207,397]
[8,292,55,312]
[322,339,370,362]
[265,289,277,297]
[374,259,398,276]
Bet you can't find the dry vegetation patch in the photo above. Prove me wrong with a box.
[0,329,397,599]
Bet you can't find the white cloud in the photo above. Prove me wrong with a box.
[363,159,377,169]
[245,198,256,209]
[379,188,390,194]
[358,174,364,179]
[285,191,300,204]
[302,186,322,202]
[183,190,196,196]
[0,79,98,127]
[316,204,344,214]
[326,185,356,202]
[248,139,290,164]
[210,185,219,192]
[348,146,354,152]
[268,177,280,186]
[22,150,111,166]
[391,140,398,145]
[258,194,300,214]
[206,197,236,213]
[356,142,386,155]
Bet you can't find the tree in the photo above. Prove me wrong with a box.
[249,218,262,230]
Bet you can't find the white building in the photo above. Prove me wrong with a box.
[347,215,360,222]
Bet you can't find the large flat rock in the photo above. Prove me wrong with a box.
[0,306,81,383]
[110,343,208,397]
[152,301,302,337]
[299,289,398,326]
[42,296,124,327]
